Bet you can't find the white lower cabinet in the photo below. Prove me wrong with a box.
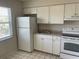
[34,34,53,53]
[34,34,61,55]
[53,35,61,55]
[34,34,42,51]
[42,35,53,53]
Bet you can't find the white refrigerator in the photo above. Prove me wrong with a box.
[17,17,37,52]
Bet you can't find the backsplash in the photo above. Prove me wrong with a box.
[63,21,79,32]
[39,24,63,32]
[38,21,79,32]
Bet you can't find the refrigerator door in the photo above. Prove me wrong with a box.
[17,28,32,52]
[17,17,30,28]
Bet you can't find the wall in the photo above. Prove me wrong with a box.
[38,21,79,32]
[0,0,23,56]
[22,0,79,32]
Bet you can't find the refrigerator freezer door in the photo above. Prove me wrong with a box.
[17,28,32,52]
[17,17,30,28]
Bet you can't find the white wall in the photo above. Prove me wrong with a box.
[0,0,23,56]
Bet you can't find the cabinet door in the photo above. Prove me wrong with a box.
[76,4,79,17]
[64,4,76,20]
[34,34,53,53]
[24,8,37,14]
[37,7,49,24]
[34,34,42,50]
[53,36,60,55]
[42,37,53,53]
[49,5,64,24]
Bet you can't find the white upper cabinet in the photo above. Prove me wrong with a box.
[64,4,76,20]
[64,3,79,20]
[76,4,79,16]
[37,7,49,24]
[49,5,64,24]
[24,8,37,14]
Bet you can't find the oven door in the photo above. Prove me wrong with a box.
[61,37,79,56]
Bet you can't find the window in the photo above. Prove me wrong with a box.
[0,7,12,39]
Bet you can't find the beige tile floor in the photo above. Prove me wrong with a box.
[0,50,60,59]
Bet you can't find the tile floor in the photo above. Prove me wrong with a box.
[0,50,60,59]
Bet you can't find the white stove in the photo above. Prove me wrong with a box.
[60,27,79,59]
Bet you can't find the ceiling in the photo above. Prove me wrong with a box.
[20,0,79,3]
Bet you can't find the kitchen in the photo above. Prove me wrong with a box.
[0,0,79,59]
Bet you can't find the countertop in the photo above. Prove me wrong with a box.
[35,31,62,36]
